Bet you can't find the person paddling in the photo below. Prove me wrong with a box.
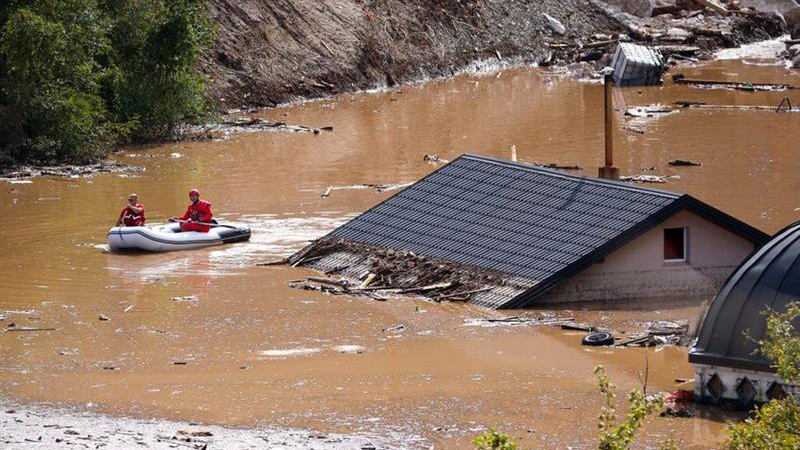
[169,189,213,232]
[116,193,145,227]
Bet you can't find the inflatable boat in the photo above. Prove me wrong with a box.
[107,223,251,252]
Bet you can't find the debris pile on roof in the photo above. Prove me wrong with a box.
[288,237,535,304]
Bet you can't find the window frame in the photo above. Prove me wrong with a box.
[663,226,688,263]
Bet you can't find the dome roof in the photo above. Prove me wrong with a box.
[689,222,800,372]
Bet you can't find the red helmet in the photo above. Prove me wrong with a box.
[189,189,200,196]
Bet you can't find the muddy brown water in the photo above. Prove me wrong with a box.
[2,55,800,449]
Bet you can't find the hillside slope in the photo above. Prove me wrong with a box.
[201,0,782,108]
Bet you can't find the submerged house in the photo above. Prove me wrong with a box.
[297,154,768,309]
[689,222,800,405]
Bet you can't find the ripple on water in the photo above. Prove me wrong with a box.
[205,214,354,266]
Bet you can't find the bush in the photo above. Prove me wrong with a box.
[594,366,666,450]
[725,303,800,450]
[473,429,520,450]
[0,0,214,169]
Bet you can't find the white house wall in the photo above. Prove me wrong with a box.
[693,363,799,404]
[536,209,757,304]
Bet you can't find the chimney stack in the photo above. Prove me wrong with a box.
[598,74,620,180]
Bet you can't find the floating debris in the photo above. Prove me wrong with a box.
[622,125,645,134]
[534,162,582,170]
[179,118,334,140]
[423,154,449,164]
[332,345,365,354]
[669,159,702,167]
[1,163,144,180]
[672,73,795,91]
[171,296,197,302]
[620,174,669,183]
[611,43,665,87]
[321,182,415,198]
[615,320,689,347]
[463,316,574,327]
[624,106,676,118]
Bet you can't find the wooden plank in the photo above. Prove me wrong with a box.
[693,0,728,14]
[432,287,493,300]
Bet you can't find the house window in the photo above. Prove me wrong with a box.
[664,227,687,261]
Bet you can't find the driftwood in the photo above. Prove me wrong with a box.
[669,159,702,166]
[324,265,350,275]
[466,316,575,325]
[560,322,596,332]
[656,45,701,55]
[360,273,377,288]
[674,100,707,107]
[306,277,349,287]
[615,336,652,347]
[398,282,452,293]
[623,125,645,134]
[673,101,800,112]
[320,182,415,198]
[431,287,493,300]
[692,0,728,14]
[581,39,617,49]
[5,327,56,332]
[673,74,795,91]
[291,255,324,267]
[537,163,582,170]
[620,174,669,183]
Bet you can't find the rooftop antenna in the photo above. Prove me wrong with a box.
[599,74,620,180]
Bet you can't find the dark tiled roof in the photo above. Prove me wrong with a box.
[327,154,768,308]
[689,222,800,372]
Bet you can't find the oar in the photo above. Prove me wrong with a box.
[170,218,238,229]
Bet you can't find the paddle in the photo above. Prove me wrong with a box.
[169,218,238,229]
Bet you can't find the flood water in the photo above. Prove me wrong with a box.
[2,53,800,450]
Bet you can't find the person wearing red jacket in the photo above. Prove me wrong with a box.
[116,193,145,227]
[169,189,213,232]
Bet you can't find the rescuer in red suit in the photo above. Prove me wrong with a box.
[169,189,213,232]
[116,193,145,227]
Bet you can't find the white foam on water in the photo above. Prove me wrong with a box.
[258,347,321,357]
[332,345,365,354]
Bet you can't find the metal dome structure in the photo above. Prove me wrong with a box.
[689,221,800,405]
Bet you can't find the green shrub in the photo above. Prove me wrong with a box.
[473,429,520,450]
[0,0,214,168]
[594,365,665,450]
[725,303,800,450]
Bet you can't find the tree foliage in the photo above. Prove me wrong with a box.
[473,429,520,450]
[725,302,800,450]
[0,0,214,168]
[593,365,665,450]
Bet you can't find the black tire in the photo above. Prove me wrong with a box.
[582,332,614,346]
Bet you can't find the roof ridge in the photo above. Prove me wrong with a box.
[461,153,682,199]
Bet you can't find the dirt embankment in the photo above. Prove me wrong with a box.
[201,0,785,109]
